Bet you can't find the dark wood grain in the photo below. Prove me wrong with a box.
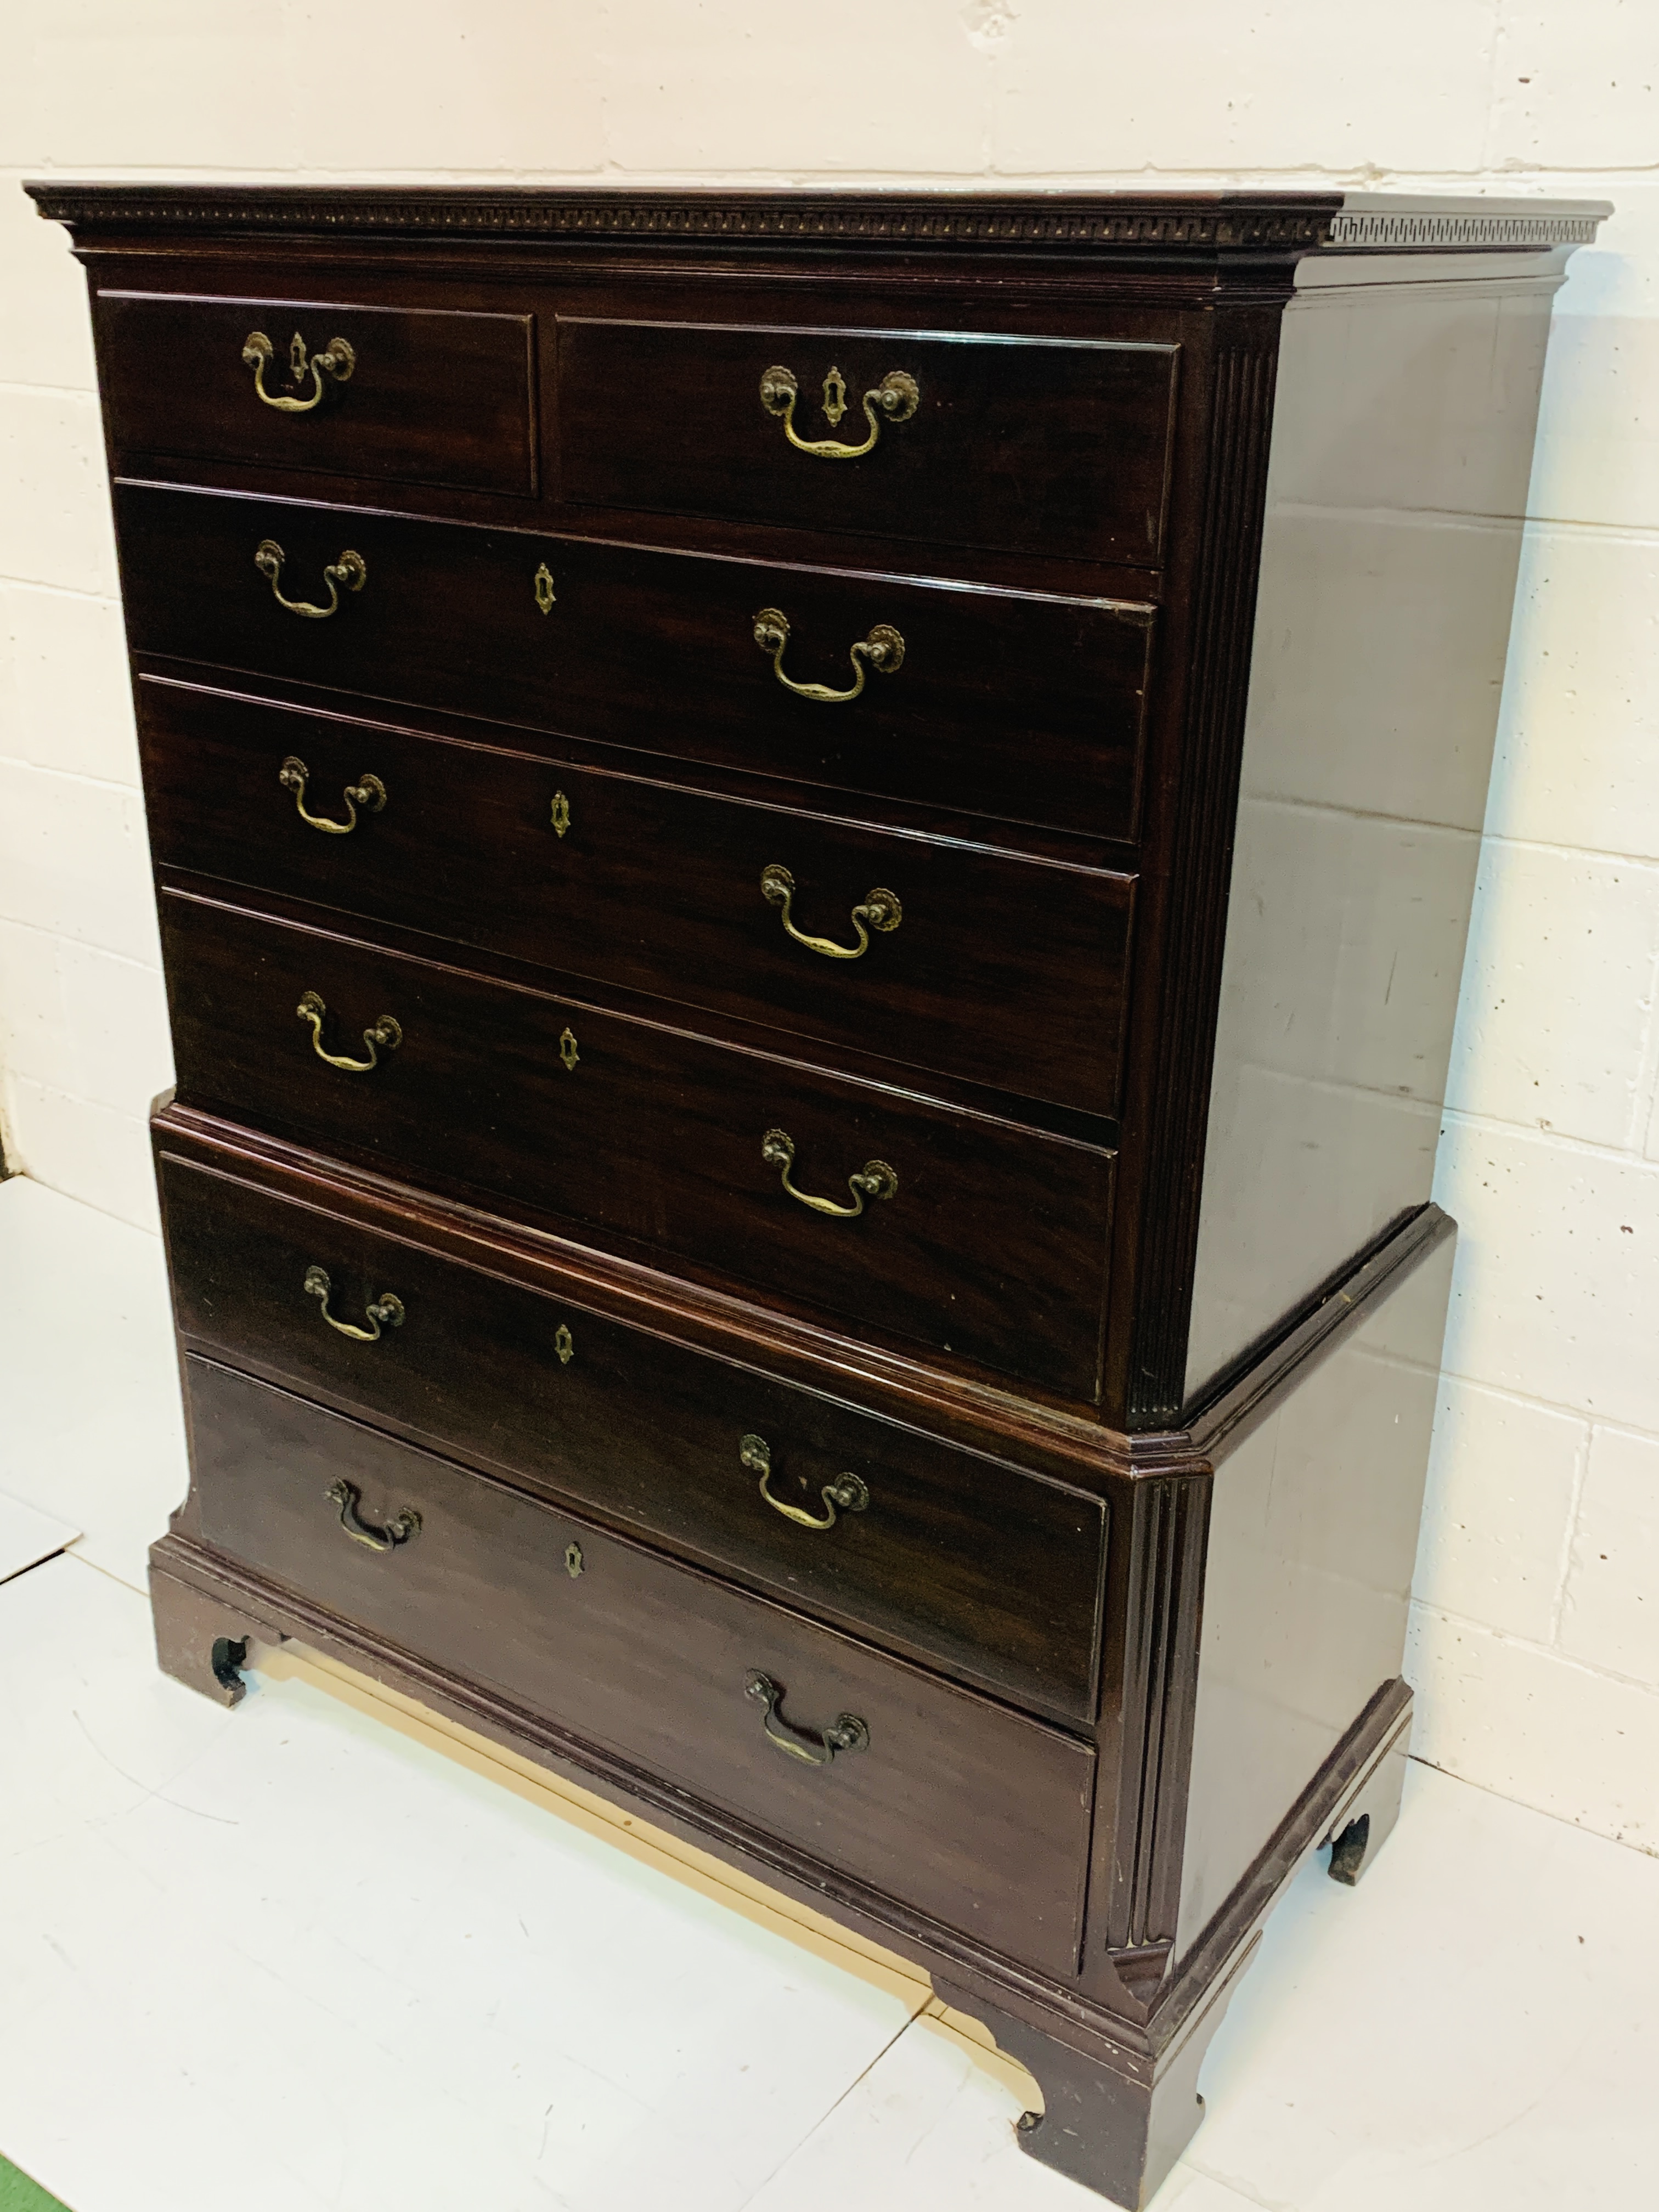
[115,481,1156,843]
[97,289,537,495]
[139,676,1136,1117]
[183,1352,1098,1978]
[160,888,1115,1398]
[159,1151,1109,1720]
[557,317,1178,567]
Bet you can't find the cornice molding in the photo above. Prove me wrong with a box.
[22,183,1607,258]
[1326,205,1605,250]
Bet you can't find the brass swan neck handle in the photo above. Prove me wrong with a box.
[304,1265,404,1343]
[297,990,401,1073]
[761,1128,896,1218]
[243,329,356,413]
[753,607,904,705]
[279,755,386,835]
[758,364,919,460]
[740,1434,870,1532]
[324,1477,420,1552]
[256,538,367,619]
[744,1672,869,1766]
[760,865,901,960]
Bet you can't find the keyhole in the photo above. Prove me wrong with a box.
[558,1026,579,1072]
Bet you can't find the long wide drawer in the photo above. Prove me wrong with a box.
[95,289,538,495]
[159,1153,1108,1720]
[183,1354,1097,1978]
[160,891,1114,1399]
[556,315,1180,568]
[139,678,1135,1118]
[115,482,1155,843]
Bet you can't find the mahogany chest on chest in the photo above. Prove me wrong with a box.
[30,181,1603,2205]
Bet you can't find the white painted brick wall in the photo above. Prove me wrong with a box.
[2,2,1656,1854]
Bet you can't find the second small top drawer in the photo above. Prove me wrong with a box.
[557,316,1180,567]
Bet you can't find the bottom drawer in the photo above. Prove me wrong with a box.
[183,1355,1097,1978]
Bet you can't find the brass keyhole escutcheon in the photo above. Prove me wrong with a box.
[550,791,572,838]
[565,1542,584,1579]
[822,365,848,426]
[558,1026,579,1071]
[554,1322,574,1365]
[534,562,556,614]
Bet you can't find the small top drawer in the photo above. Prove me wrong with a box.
[558,318,1180,567]
[94,290,537,496]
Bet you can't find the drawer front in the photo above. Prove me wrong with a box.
[161,893,1114,1398]
[557,317,1180,568]
[160,1155,1107,1719]
[96,291,537,495]
[141,679,1135,1118]
[185,1356,1096,1976]
[116,484,1154,843]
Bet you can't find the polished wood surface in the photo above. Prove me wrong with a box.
[138,675,1137,1115]
[160,887,1116,1396]
[556,315,1179,566]
[116,482,1158,844]
[95,287,539,495]
[183,1353,1098,1979]
[159,1152,1109,1720]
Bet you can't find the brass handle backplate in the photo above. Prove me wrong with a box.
[753,607,903,704]
[256,538,367,619]
[760,865,901,960]
[279,755,386,835]
[243,329,356,413]
[762,1128,896,1218]
[745,1671,869,1766]
[324,1477,420,1553]
[758,364,919,460]
[297,990,401,1073]
[740,1434,869,1532]
[305,1265,404,1343]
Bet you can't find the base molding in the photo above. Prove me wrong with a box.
[150,1531,1414,2209]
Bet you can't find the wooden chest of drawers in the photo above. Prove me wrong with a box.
[31,182,1605,2207]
